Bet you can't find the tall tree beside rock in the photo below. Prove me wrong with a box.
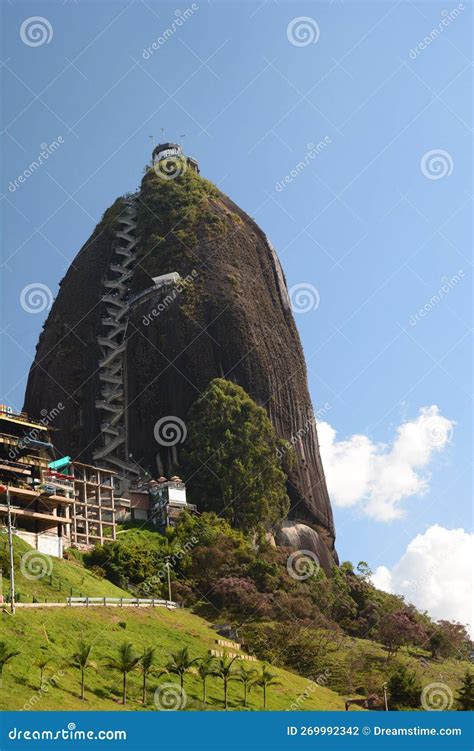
[180,378,289,531]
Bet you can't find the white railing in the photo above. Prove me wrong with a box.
[67,596,177,608]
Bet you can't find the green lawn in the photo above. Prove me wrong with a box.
[0,606,352,711]
[0,534,130,603]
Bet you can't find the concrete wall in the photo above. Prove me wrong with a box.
[15,529,63,558]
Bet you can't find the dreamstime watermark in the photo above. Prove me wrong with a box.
[22,670,66,710]
[421,149,454,180]
[288,283,320,313]
[141,537,199,594]
[420,412,454,448]
[142,270,199,325]
[153,155,187,181]
[8,403,64,461]
[287,17,320,47]
[8,725,127,741]
[409,270,465,327]
[153,416,187,446]
[20,283,54,314]
[286,549,320,581]
[288,669,331,710]
[20,550,53,581]
[421,682,454,710]
[154,682,187,710]
[8,138,65,193]
[276,404,331,461]
[408,4,465,59]
[275,138,331,192]
[20,16,53,47]
[142,5,199,59]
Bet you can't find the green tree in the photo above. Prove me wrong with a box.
[254,664,282,709]
[180,378,289,531]
[387,665,421,709]
[104,642,141,705]
[34,655,52,688]
[238,664,258,707]
[457,671,474,711]
[165,647,200,696]
[215,654,240,709]
[0,642,20,688]
[139,647,158,705]
[67,641,94,701]
[196,654,217,705]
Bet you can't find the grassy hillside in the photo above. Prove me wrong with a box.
[0,535,130,602]
[0,606,353,711]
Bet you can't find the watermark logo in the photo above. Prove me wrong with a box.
[420,412,454,448]
[421,149,453,180]
[288,283,320,313]
[20,283,54,314]
[421,682,454,710]
[275,138,331,192]
[154,682,187,710]
[142,4,199,59]
[20,17,53,47]
[20,550,53,581]
[153,416,187,446]
[287,17,320,47]
[153,156,187,181]
[286,549,320,581]
[409,270,465,326]
[142,270,198,326]
[408,4,465,59]
[276,404,331,461]
[8,138,64,193]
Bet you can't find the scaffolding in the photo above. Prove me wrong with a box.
[70,462,116,548]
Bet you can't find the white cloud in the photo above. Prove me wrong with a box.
[371,525,474,636]
[318,405,454,521]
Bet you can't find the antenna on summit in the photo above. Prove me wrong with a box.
[179,134,186,149]
[149,135,155,148]
[161,127,165,142]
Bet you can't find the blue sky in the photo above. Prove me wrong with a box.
[1,1,472,621]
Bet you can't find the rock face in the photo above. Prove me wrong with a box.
[24,160,337,568]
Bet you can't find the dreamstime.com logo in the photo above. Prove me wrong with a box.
[20,550,53,581]
[20,283,54,314]
[8,138,64,193]
[153,155,187,181]
[142,5,199,59]
[408,4,465,60]
[275,138,331,192]
[20,16,53,47]
[419,410,454,448]
[288,283,320,313]
[286,549,320,581]
[154,682,187,710]
[287,17,320,47]
[153,416,187,446]
[8,724,127,741]
[421,682,454,710]
[421,149,454,180]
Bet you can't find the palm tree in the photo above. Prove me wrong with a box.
[238,664,258,708]
[67,641,94,701]
[165,647,200,695]
[104,642,141,705]
[139,647,156,705]
[215,654,239,710]
[254,665,281,709]
[35,655,52,688]
[196,654,217,705]
[0,642,20,688]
